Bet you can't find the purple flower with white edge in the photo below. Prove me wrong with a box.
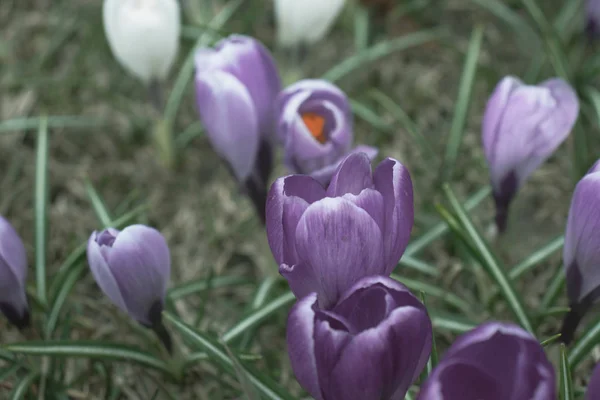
[287,275,432,400]
[482,76,579,232]
[587,362,600,400]
[0,216,29,329]
[87,225,170,329]
[276,79,378,185]
[266,152,413,308]
[561,160,600,344]
[418,322,555,400]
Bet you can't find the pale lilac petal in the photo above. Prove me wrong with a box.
[342,188,385,234]
[0,216,27,285]
[309,145,379,186]
[280,263,320,301]
[327,153,374,197]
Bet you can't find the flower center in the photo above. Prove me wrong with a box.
[301,112,327,144]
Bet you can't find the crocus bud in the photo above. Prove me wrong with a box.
[418,322,555,400]
[267,152,413,308]
[561,160,600,344]
[587,362,600,400]
[195,35,282,222]
[276,79,378,185]
[274,0,346,47]
[587,0,600,37]
[103,0,180,83]
[482,76,579,233]
[0,216,29,329]
[87,225,170,328]
[287,276,432,400]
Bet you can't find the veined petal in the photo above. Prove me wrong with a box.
[327,153,374,197]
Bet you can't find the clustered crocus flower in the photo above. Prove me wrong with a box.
[482,76,579,233]
[561,160,600,344]
[0,216,29,329]
[418,322,556,400]
[87,225,172,350]
[287,276,432,400]
[276,79,378,185]
[267,152,413,308]
[194,35,282,223]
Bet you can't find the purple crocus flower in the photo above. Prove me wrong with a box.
[418,322,555,400]
[0,216,29,329]
[587,0,600,37]
[87,225,170,332]
[194,35,282,222]
[266,152,413,308]
[287,275,432,400]
[587,362,600,400]
[482,76,579,232]
[276,79,378,185]
[561,160,600,344]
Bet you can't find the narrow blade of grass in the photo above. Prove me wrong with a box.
[0,116,103,133]
[430,312,477,334]
[540,265,565,310]
[354,4,370,52]
[541,333,562,347]
[510,235,564,279]
[568,315,600,369]
[168,275,251,301]
[559,344,574,400]
[349,98,393,135]
[468,0,537,45]
[398,255,439,277]
[10,371,40,400]
[392,275,472,316]
[440,25,484,183]
[85,180,112,227]
[35,117,49,306]
[45,263,86,338]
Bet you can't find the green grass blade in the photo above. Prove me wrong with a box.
[559,344,574,400]
[168,276,251,301]
[468,0,537,45]
[9,371,40,400]
[430,312,477,334]
[349,98,393,135]
[568,316,600,369]
[45,263,86,338]
[35,117,49,306]
[4,341,173,377]
[398,255,439,277]
[540,333,562,347]
[443,184,533,332]
[540,265,565,310]
[510,235,564,279]
[322,29,442,83]
[85,180,112,227]
[440,25,484,183]
[392,275,472,316]
[0,116,103,133]
[354,4,370,52]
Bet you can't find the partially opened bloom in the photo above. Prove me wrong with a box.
[587,362,600,400]
[287,276,432,400]
[274,0,346,47]
[195,35,281,221]
[418,322,555,400]
[103,0,180,83]
[267,152,413,308]
[561,160,600,343]
[482,76,579,232]
[276,79,378,185]
[87,225,170,327]
[0,216,29,329]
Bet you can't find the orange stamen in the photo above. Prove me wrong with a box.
[301,113,327,144]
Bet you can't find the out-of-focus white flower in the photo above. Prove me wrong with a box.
[103,0,180,83]
[274,0,346,47]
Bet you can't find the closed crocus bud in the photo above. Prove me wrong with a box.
[287,276,432,400]
[276,79,378,185]
[103,0,180,83]
[0,216,29,329]
[587,0,600,37]
[274,0,346,47]
[561,160,600,344]
[418,322,555,400]
[587,362,600,400]
[266,152,413,308]
[87,225,172,349]
[482,76,579,233]
[195,35,281,223]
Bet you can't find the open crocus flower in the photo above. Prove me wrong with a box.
[287,275,432,400]
[482,76,579,233]
[276,79,377,185]
[274,0,346,47]
[195,35,281,222]
[418,322,555,400]
[0,216,29,329]
[266,152,413,308]
[587,362,600,399]
[561,160,600,344]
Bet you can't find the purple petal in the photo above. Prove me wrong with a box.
[0,216,27,287]
[278,80,350,119]
[295,197,384,308]
[373,158,414,273]
[587,362,600,400]
[286,293,323,400]
[195,69,259,181]
[342,188,385,234]
[309,145,379,187]
[327,153,374,197]
[280,263,320,300]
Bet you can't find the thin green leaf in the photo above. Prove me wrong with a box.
[441,25,484,182]
[468,0,537,45]
[430,312,477,334]
[419,293,438,373]
[349,99,393,135]
[322,29,442,82]
[0,364,21,382]
[168,275,251,301]
[584,87,600,128]
[175,121,204,149]
[9,371,40,400]
[443,184,533,332]
[163,312,296,400]
[85,179,112,227]
[4,341,173,377]
[35,117,49,306]
[540,333,562,347]
[223,342,261,400]
[354,4,370,52]
[559,344,574,400]
[0,116,103,133]
[45,263,86,338]
[533,307,570,319]
[222,292,295,344]
[398,255,439,277]
[510,235,564,280]
[568,315,600,369]
[540,265,565,310]
[392,275,472,316]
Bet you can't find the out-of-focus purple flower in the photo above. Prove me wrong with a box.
[418,322,555,400]
[561,160,600,344]
[87,225,170,327]
[266,152,413,308]
[287,275,432,400]
[482,76,579,232]
[586,0,600,37]
[587,362,600,400]
[0,216,29,329]
[276,79,378,185]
